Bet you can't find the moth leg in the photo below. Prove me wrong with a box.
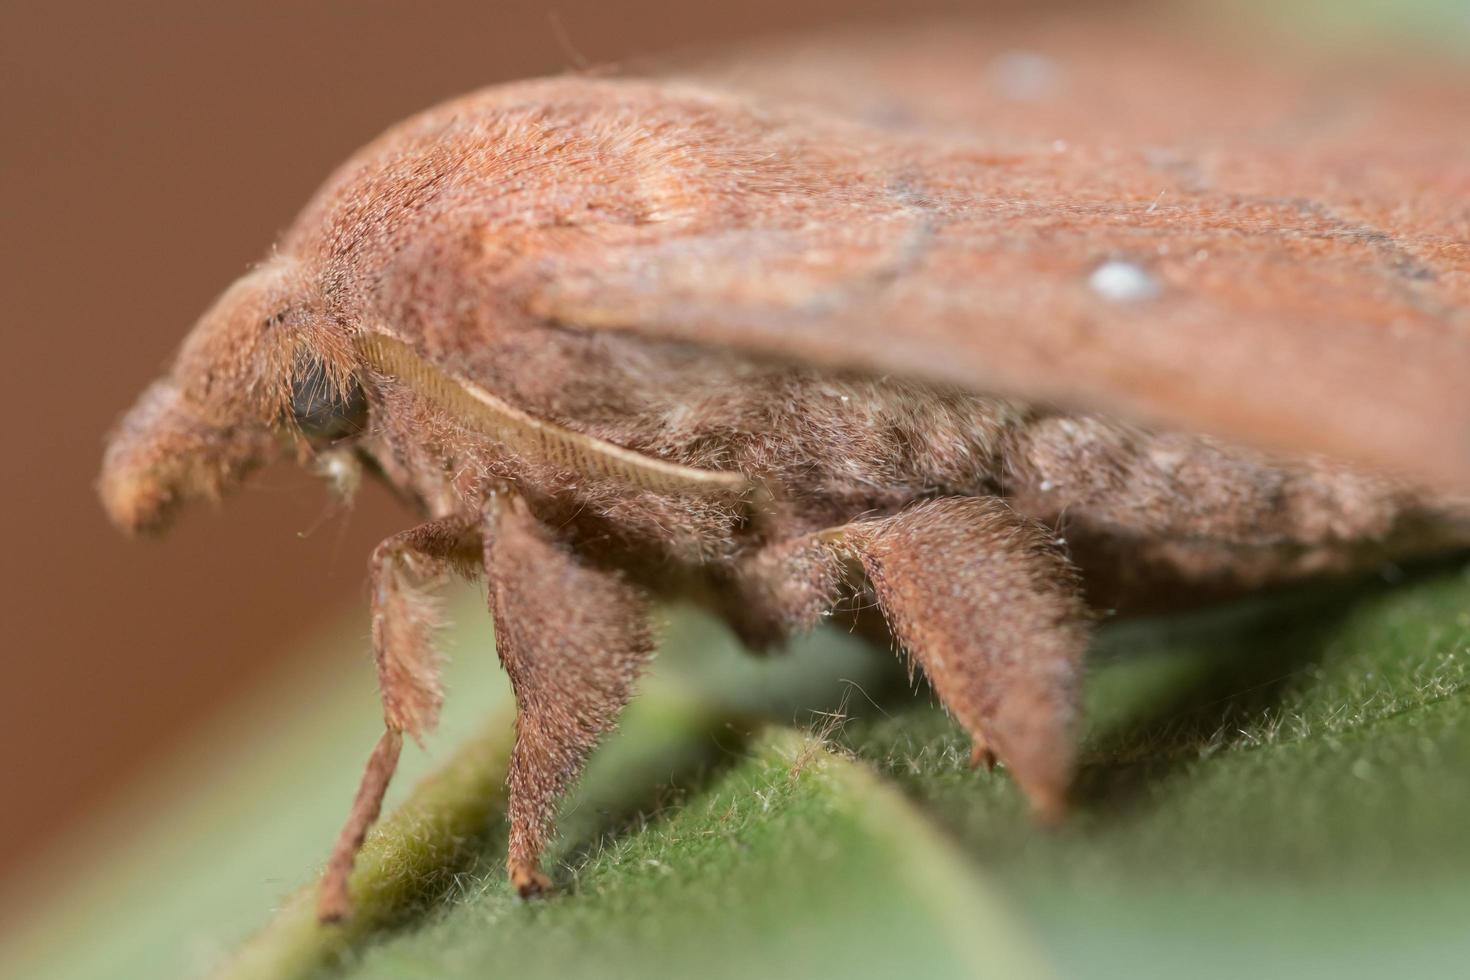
[969,737,998,772]
[718,527,850,650]
[318,517,480,923]
[845,498,1091,820]
[728,499,1088,818]
[483,491,653,897]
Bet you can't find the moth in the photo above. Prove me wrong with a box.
[98,18,1470,923]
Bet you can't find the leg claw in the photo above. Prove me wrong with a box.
[511,864,552,900]
[969,742,998,772]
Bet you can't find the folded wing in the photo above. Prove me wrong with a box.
[529,17,1470,490]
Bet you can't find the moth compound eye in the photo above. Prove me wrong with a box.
[290,356,367,442]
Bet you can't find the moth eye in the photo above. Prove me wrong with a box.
[290,356,367,442]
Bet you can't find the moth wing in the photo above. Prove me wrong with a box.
[530,22,1470,490]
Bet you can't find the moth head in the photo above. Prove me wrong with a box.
[100,258,365,535]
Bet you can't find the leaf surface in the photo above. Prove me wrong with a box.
[7,564,1469,980]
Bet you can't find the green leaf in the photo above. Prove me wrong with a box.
[6,562,1468,980]
[845,568,1470,977]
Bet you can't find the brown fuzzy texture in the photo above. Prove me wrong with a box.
[318,516,480,922]
[484,492,653,896]
[716,530,850,651]
[369,518,481,737]
[848,498,1090,821]
[95,14,1470,921]
[318,730,402,923]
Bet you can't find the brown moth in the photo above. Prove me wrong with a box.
[98,17,1470,923]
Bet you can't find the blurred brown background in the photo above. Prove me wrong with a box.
[1,0,1014,887]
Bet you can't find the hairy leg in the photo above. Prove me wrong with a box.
[319,516,480,923]
[716,528,849,650]
[846,498,1090,819]
[730,498,1090,819]
[483,491,654,897]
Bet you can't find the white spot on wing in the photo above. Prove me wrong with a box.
[1089,260,1160,303]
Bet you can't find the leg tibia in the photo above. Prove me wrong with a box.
[729,499,1090,819]
[847,498,1090,819]
[484,492,653,896]
[318,516,479,923]
[318,730,402,922]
